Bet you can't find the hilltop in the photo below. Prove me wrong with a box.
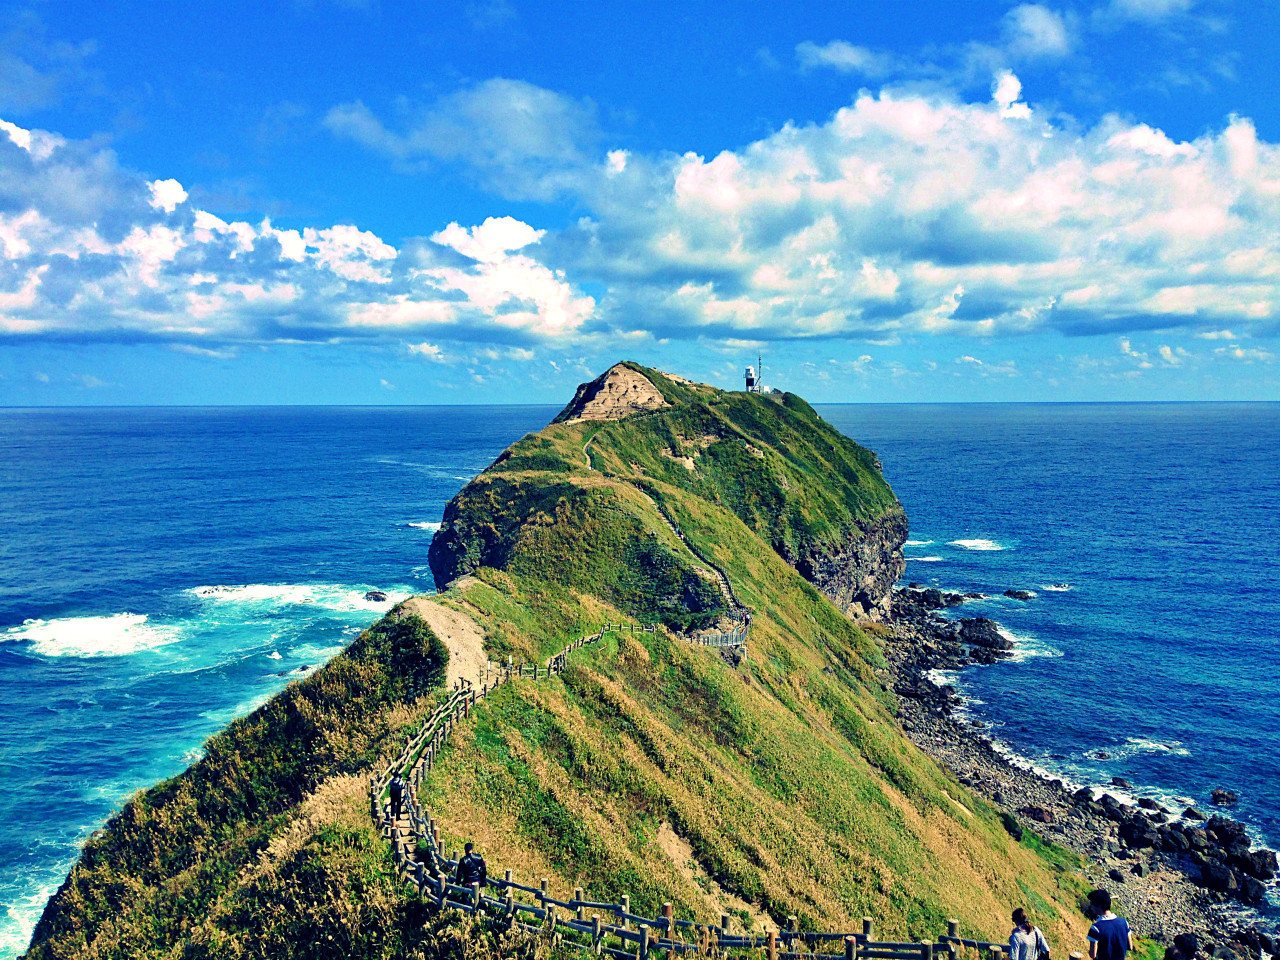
[25,363,1095,960]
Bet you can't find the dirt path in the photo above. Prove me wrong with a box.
[400,596,488,689]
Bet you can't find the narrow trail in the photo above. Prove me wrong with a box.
[580,427,743,616]
[369,624,1014,960]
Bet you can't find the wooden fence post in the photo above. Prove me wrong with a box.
[638,924,650,960]
[721,914,731,938]
[845,936,858,960]
[768,930,778,960]
[471,881,481,913]
[863,918,874,941]
[663,902,673,937]
[922,942,933,960]
[621,894,630,929]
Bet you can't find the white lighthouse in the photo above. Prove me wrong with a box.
[745,354,763,393]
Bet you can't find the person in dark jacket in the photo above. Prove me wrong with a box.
[388,774,405,823]
[455,841,487,888]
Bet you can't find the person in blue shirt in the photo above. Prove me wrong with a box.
[1087,890,1135,960]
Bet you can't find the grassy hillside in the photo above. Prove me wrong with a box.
[26,364,1093,959]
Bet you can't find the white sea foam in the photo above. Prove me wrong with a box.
[904,539,934,546]
[267,650,282,660]
[1041,583,1073,592]
[190,583,410,613]
[407,521,442,531]
[997,626,1063,662]
[949,538,1005,551]
[910,556,944,562]
[4,613,182,658]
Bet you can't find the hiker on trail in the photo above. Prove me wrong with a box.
[1087,890,1134,960]
[1008,908,1051,960]
[388,774,405,823]
[455,842,488,888]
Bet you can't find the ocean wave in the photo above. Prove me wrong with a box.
[406,521,442,531]
[948,538,1005,551]
[904,539,934,546]
[1041,583,1073,592]
[909,556,945,562]
[190,583,410,613]
[997,626,1063,662]
[3,613,182,658]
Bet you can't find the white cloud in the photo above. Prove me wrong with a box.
[323,79,598,201]
[993,71,1033,119]
[1195,329,1236,340]
[0,115,595,347]
[1003,5,1073,59]
[795,41,897,77]
[148,178,188,213]
[1102,0,1196,22]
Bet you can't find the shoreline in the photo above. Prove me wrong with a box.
[879,585,1278,957]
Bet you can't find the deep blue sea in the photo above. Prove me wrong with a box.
[1,403,1277,954]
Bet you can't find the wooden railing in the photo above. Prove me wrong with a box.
[366,621,1069,959]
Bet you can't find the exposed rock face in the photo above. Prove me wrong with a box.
[794,512,908,619]
[554,363,669,423]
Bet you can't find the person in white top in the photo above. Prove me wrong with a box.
[1008,907,1051,960]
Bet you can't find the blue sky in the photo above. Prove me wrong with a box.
[1,0,1279,404]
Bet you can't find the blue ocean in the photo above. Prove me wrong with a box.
[1,403,1277,954]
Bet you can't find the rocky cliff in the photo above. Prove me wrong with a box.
[792,512,908,619]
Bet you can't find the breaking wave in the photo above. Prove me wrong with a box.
[3,613,182,658]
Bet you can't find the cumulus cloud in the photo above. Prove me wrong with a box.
[541,73,1280,344]
[0,117,595,347]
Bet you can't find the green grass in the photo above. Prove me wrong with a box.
[27,364,1098,959]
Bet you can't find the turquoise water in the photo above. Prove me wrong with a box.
[2,402,1277,953]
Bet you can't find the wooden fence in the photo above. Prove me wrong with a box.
[369,621,1079,960]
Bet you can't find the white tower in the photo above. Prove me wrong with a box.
[744,364,758,393]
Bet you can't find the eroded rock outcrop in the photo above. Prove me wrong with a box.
[553,363,668,422]
[793,512,908,619]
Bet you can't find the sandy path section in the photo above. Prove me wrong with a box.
[400,595,487,689]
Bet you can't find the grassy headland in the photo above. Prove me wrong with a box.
[25,364,1092,959]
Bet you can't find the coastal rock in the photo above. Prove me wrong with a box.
[1212,789,1239,806]
[1201,863,1240,893]
[1232,848,1277,881]
[1131,861,1149,877]
[1019,805,1056,824]
[958,618,1013,650]
[799,512,908,620]
[1004,589,1036,601]
[1112,777,1133,789]
[364,590,388,602]
[1238,875,1267,904]
[1108,868,1127,883]
[1138,797,1165,812]
[1184,807,1207,820]
[1120,819,1160,849]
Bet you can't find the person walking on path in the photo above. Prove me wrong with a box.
[1008,908,1051,960]
[1087,890,1135,960]
[455,842,488,888]
[389,774,405,823]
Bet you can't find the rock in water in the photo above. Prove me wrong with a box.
[1003,589,1036,600]
[1211,788,1238,806]
[958,618,1013,650]
[364,590,388,602]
